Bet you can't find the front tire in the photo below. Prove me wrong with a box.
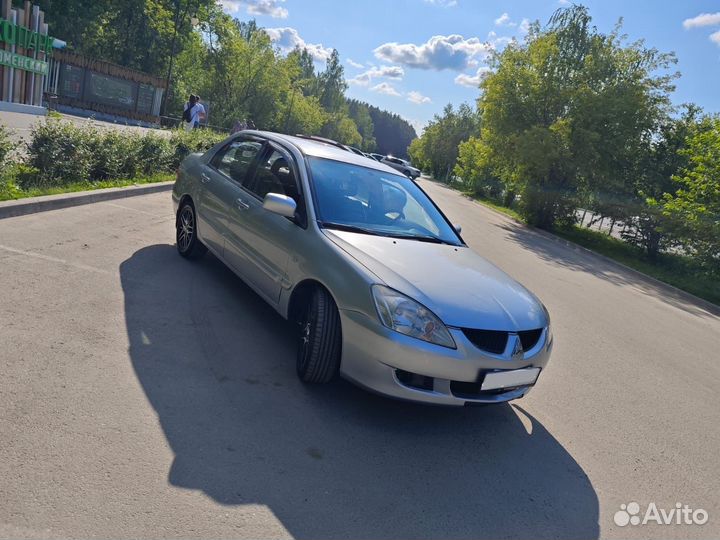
[296,287,342,383]
[176,200,207,259]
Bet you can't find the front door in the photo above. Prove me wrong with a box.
[224,145,306,304]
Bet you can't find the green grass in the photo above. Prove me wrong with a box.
[428,176,720,306]
[552,226,720,306]
[0,173,174,202]
[461,190,525,222]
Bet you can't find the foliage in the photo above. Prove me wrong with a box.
[453,137,504,198]
[367,103,417,159]
[663,117,720,276]
[0,125,14,168]
[479,5,676,229]
[409,103,479,178]
[168,127,225,167]
[35,0,216,78]
[23,119,222,188]
[620,105,701,259]
[26,120,97,186]
[37,2,418,155]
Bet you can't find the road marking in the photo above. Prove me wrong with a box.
[0,244,111,275]
[102,201,165,217]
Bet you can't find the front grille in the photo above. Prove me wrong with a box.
[461,329,508,354]
[518,329,543,351]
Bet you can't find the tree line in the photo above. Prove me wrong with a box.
[30,0,417,156]
[409,5,719,278]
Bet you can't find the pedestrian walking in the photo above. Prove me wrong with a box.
[232,118,247,134]
[182,94,206,131]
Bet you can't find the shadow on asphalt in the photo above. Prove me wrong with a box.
[121,244,599,539]
[494,221,718,319]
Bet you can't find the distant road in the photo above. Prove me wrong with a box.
[0,181,717,539]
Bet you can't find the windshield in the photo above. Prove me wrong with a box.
[308,157,462,245]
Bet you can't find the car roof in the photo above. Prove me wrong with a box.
[245,130,402,175]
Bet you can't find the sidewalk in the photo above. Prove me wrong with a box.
[0,111,169,146]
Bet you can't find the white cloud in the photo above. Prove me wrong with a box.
[346,58,365,69]
[519,18,531,35]
[454,66,491,88]
[370,82,401,96]
[682,12,720,47]
[423,0,458,6]
[265,27,333,62]
[683,12,720,29]
[348,65,405,86]
[221,0,288,19]
[495,13,515,27]
[373,34,492,71]
[558,0,570,5]
[407,91,431,104]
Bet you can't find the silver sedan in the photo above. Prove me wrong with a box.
[172,131,552,405]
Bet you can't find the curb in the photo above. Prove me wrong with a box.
[426,179,720,316]
[0,181,174,220]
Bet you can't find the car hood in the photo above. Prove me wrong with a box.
[325,230,547,330]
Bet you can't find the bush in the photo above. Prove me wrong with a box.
[137,133,174,175]
[23,120,225,189]
[0,125,13,167]
[25,119,96,187]
[169,128,225,168]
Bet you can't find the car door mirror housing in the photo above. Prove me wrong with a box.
[263,192,297,219]
[454,224,462,234]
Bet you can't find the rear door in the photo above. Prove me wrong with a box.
[197,137,264,257]
[224,143,307,304]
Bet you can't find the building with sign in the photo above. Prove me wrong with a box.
[0,0,52,112]
[1,0,166,124]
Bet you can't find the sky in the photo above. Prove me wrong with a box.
[220,0,720,135]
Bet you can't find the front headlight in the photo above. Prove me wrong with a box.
[371,285,456,349]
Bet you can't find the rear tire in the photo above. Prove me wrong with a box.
[296,287,342,383]
[176,200,207,259]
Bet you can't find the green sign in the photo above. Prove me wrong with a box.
[0,49,48,75]
[0,17,54,56]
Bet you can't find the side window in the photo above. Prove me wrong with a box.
[210,139,262,184]
[246,148,301,204]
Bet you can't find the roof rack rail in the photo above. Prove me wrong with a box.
[294,134,351,152]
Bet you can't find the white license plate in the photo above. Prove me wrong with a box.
[481,367,540,391]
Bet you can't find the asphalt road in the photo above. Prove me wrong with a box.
[0,181,718,539]
[0,111,166,149]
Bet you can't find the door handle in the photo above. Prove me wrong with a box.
[200,173,211,184]
[235,198,250,210]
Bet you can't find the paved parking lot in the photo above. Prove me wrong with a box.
[0,183,718,539]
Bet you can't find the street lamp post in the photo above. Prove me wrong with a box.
[161,0,199,117]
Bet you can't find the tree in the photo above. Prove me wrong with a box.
[663,117,720,276]
[453,137,503,198]
[347,100,376,151]
[479,5,676,229]
[407,103,478,179]
[621,105,701,259]
[317,50,347,113]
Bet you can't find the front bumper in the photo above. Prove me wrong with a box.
[338,309,553,406]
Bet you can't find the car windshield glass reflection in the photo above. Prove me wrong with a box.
[309,157,461,245]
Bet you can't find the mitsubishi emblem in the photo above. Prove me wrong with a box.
[510,335,524,360]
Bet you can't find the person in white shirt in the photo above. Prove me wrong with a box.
[182,94,206,131]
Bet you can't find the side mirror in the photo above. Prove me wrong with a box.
[454,224,462,234]
[263,192,297,218]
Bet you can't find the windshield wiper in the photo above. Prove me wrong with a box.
[386,233,456,245]
[318,221,382,236]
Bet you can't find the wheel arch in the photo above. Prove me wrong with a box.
[287,278,339,323]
